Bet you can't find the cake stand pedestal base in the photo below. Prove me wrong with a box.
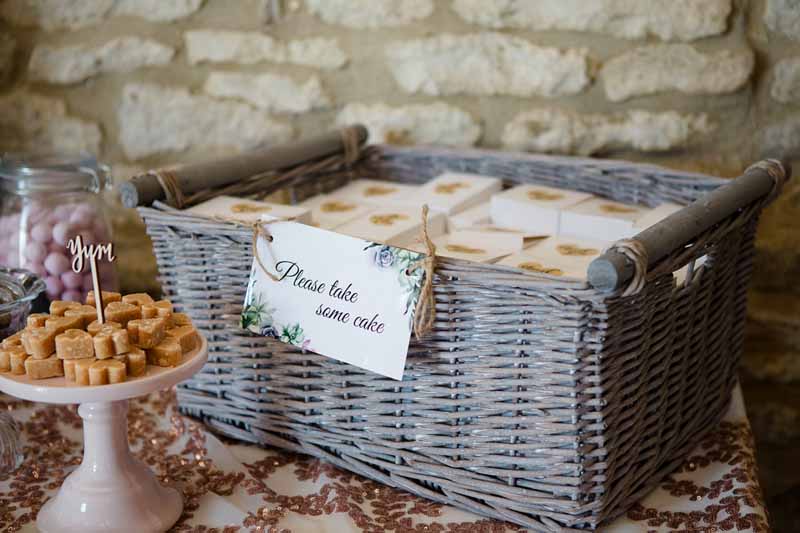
[0,337,207,533]
[36,401,182,533]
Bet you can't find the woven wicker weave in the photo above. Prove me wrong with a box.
[139,145,772,532]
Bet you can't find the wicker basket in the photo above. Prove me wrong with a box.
[138,143,786,532]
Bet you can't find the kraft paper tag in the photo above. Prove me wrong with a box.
[242,221,426,380]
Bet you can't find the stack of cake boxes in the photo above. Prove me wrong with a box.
[185,173,686,282]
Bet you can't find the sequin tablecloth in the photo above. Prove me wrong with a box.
[0,384,767,533]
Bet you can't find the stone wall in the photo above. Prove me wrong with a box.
[3,0,792,173]
[1,1,799,527]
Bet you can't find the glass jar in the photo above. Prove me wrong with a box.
[0,411,23,475]
[0,267,46,340]
[0,154,118,302]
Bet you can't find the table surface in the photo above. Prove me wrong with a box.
[0,384,768,533]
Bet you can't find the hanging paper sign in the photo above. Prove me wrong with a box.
[242,221,426,380]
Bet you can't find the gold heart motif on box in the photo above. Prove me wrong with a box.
[231,203,271,213]
[435,182,470,194]
[370,214,409,226]
[386,130,412,145]
[363,185,398,197]
[527,190,564,201]
[320,201,357,213]
[518,261,563,276]
[445,244,486,254]
[556,244,599,257]
[600,203,638,214]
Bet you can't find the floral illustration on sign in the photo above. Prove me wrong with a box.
[364,243,425,330]
[241,285,273,332]
[277,323,309,349]
[241,278,311,350]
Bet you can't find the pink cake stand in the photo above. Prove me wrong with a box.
[0,336,208,533]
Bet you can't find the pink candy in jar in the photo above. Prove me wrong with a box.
[0,155,118,303]
[26,204,115,301]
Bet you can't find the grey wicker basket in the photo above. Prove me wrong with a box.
[138,142,787,532]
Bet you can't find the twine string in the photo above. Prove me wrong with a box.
[208,215,283,283]
[152,169,185,209]
[341,126,361,165]
[410,205,437,340]
[746,159,788,203]
[251,222,280,282]
[604,239,648,297]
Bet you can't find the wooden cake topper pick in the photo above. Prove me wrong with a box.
[66,235,115,324]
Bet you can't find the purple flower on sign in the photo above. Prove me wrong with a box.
[260,325,278,339]
[373,245,395,268]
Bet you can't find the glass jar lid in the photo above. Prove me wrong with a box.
[0,153,109,195]
[0,268,46,340]
[0,268,45,312]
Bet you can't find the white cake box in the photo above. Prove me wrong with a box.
[498,235,607,279]
[328,179,418,207]
[184,195,311,224]
[401,229,525,264]
[300,194,374,230]
[407,173,502,215]
[560,198,650,242]
[490,184,593,234]
[336,206,446,246]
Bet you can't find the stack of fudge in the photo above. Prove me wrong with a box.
[184,174,684,281]
[0,291,199,386]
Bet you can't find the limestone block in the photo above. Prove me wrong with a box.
[761,114,800,158]
[185,30,347,70]
[601,44,754,102]
[0,0,114,29]
[117,82,293,160]
[502,108,713,155]
[386,33,590,97]
[203,71,330,113]
[0,0,202,29]
[336,102,481,147]
[765,0,800,41]
[113,0,203,22]
[0,92,102,154]
[772,58,800,104]
[29,37,174,84]
[306,0,433,28]
[451,0,731,42]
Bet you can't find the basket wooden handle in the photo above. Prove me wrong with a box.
[118,125,368,208]
[588,159,792,293]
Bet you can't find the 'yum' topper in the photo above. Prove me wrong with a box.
[67,235,115,324]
